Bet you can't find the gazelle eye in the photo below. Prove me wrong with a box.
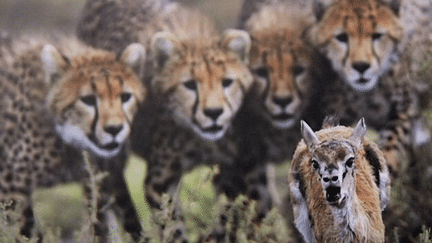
[254,67,269,79]
[345,157,355,168]
[372,33,383,41]
[222,78,234,88]
[121,92,132,103]
[312,160,320,170]
[335,33,348,43]
[80,95,97,106]
[184,79,198,91]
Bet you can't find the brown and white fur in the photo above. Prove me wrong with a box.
[289,118,390,243]
[0,35,146,241]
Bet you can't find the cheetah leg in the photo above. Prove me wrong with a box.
[144,158,188,242]
[245,164,273,218]
[215,163,272,218]
[208,163,247,241]
[207,163,275,242]
[0,193,42,242]
[378,119,416,179]
[107,170,143,240]
[266,163,281,207]
[0,158,41,242]
[83,154,143,242]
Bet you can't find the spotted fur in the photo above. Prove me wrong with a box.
[78,0,255,241]
[227,2,322,226]
[242,1,315,129]
[305,0,431,179]
[0,36,146,241]
[78,0,253,141]
[309,0,404,92]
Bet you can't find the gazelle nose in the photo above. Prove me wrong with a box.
[104,125,124,136]
[325,186,341,203]
[323,175,339,183]
[272,96,293,108]
[204,108,223,121]
[352,62,370,74]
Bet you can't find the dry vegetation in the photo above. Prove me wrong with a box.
[1,0,432,242]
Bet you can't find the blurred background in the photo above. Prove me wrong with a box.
[0,0,245,34]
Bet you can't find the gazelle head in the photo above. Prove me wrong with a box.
[301,118,366,208]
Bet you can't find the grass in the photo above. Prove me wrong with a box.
[26,127,432,242]
[28,154,291,242]
[31,154,217,241]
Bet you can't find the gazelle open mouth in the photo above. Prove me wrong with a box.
[325,186,341,203]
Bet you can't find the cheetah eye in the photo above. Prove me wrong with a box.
[335,33,348,43]
[80,95,97,106]
[345,157,355,168]
[312,160,320,170]
[183,79,198,91]
[254,67,269,79]
[222,78,234,88]
[293,65,305,76]
[121,92,132,103]
[372,33,383,41]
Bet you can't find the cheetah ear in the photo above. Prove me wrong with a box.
[222,29,251,64]
[383,0,402,15]
[120,43,146,79]
[151,31,181,70]
[312,0,332,21]
[350,118,367,148]
[301,120,320,149]
[41,44,69,85]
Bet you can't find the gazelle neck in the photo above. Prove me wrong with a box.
[331,192,369,243]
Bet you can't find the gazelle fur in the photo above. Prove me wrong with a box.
[289,118,390,243]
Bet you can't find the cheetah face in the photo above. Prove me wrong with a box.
[250,40,313,129]
[170,66,250,140]
[309,0,403,92]
[244,4,314,129]
[151,30,253,140]
[42,43,146,158]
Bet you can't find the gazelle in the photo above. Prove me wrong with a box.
[289,118,390,243]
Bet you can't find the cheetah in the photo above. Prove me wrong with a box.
[0,35,146,241]
[224,0,322,214]
[77,0,256,241]
[306,0,432,179]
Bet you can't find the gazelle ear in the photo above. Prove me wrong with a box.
[350,118,367,148]
[150,31,181,70]
[119,43,146,79]
[301,120,320,149]
[41,44,69,85]
[222,29,251,64]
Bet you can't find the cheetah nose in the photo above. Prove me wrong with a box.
[204,108,224,121]
[272,96,293,108]
[104,125,124,136]
[352,62,370,74]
